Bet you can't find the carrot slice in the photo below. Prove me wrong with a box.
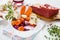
[15,20,21,25]
[18,26,24,31]
[19,18,24,22]
[25,17,30,21]
[11,21,16,25]
[20,6,26,15]
[25,7,32,17]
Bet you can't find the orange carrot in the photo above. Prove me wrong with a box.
[15,19,22,25]
[25,17,30,21]
[12,19,23,26]
[25,7,32,17]
[18,26,24,31]
[20,18,24,22]
[20,6,26,15]
[11,21,16,25]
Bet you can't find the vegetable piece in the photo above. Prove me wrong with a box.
[13,25,19,29]
[25,17,30,21]
[20,18,24,21]
[11,21,16,25]
[30,24,36,27]
[25,7,32,17]
[25,21,30,25]
[19,18,24,22]
[18,26,24,31]
[15,19,21,25]
[21,15,27,18]
[20,20,25,26]
[20,23,25,26]
[20,6,26,15]
[12,19,21,25]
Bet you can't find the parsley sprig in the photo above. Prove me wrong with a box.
[5,2,14,20]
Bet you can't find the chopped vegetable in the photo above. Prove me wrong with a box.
[25,17,30,21]
[18,26,24,31]
[13,25,19,29]
[11,21,16,25]
[15,20,21,25]
[20,6,26,15]
[20,18,24,22]
[21,15,27,18]
[25,7,32,17]
[30,24,36,27]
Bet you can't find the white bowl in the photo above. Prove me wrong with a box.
[8,19,46,38]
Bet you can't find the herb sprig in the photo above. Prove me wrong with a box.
[5,2,14,20]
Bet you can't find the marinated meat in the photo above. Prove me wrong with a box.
[31,4,59,18]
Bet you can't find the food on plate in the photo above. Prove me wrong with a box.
[31,4,59,21]
[45,25,60,40]
[11,6,37,31]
